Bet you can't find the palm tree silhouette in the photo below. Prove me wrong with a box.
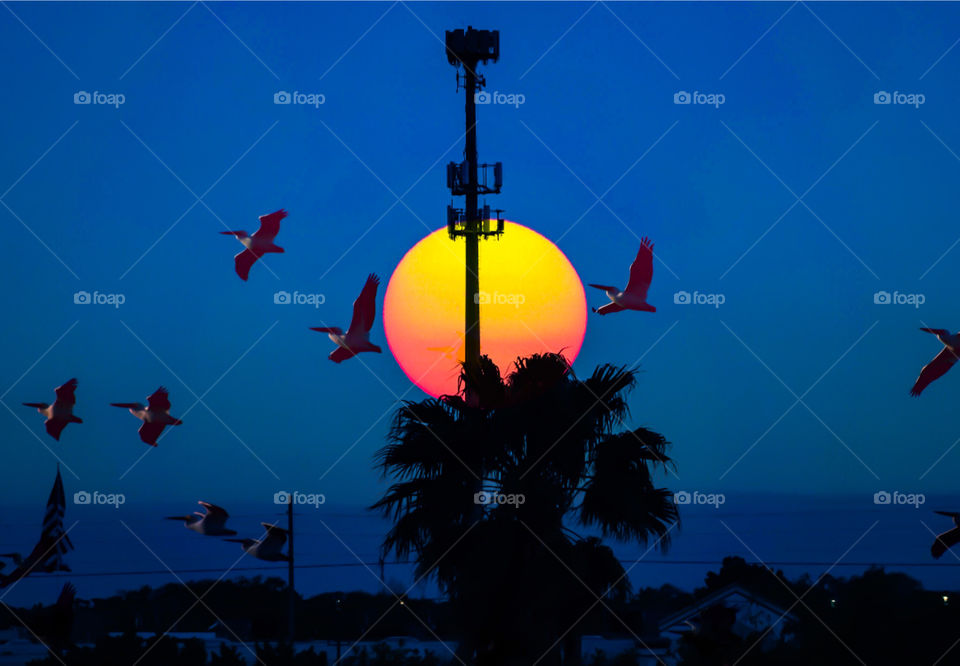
[371,353,678,666]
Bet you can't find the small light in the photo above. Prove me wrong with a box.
[829,599,837,608]
[943,594,950,606]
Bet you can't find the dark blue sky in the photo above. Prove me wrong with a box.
[3,0,960,516]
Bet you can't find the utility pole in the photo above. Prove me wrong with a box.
[287,496,295,645]
[445,27,505,375]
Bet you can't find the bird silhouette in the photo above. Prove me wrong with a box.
[589,237,656,315]
[225,523,290,561]
[221,209,287,280]
[931,510,960,559]
[911,328,960,396]
[311,273,383,363]
[23,378,82,441]
[165,501,236,536]
[111,386,182,446]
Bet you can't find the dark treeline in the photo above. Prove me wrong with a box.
[12,557,960,665]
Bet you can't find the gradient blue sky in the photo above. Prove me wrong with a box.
[3,1,960,516]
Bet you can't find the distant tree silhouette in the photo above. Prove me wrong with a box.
[371,353,678,666]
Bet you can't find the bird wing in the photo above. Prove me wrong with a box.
[253,209,286,240]
[328,346,355,364]
[111,402,143,410]
[921,328,950,336]
[54,379,78,405]
[310,327,343,335]
[234,249,263,281]
[147,387,171,412]
[594,302,626,315]
[138,422,164,446]
[936,510,960,527]
[624,237,654,298]
[45,419,68,441]
[348,274,380,334]
[261,523,289,547]
[199,501,229,519]
[911,347,958,396]
[932,526,960,559]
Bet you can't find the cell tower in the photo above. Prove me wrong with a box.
[444,26,505,373]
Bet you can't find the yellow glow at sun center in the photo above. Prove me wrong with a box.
[383,221,587,397]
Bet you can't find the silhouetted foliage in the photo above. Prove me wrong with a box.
[371,353,679,666]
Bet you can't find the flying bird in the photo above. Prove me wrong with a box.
[225,523,290,561]
[221,209,287,281]
[23,378,82,441]
[110,386,182,446]
[310,273,382,363]
[166,501,236,536]
[910,328,960,396]
[589,236,656,315]
[931,511,960,559]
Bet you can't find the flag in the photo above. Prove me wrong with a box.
[0,467,73,588]
[36,466,73,572]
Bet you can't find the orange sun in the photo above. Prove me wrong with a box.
[383,221,587,398]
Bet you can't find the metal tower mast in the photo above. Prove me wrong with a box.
[444,27,505,374]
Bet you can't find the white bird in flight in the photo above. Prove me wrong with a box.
[23,378,82,441]
[165,501,237,536]
[225,523,290,561]
[221,209,287,281]
[589,237,656,315]
[910,328,960,396]
[110,386,183,446]
[931,510,960,559]
[310,273,383,363]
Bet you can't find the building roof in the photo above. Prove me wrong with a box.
[658,584,797,634]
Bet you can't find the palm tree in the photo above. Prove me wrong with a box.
[371,353,678,666]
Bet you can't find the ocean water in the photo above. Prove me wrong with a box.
[1,493,957,609]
